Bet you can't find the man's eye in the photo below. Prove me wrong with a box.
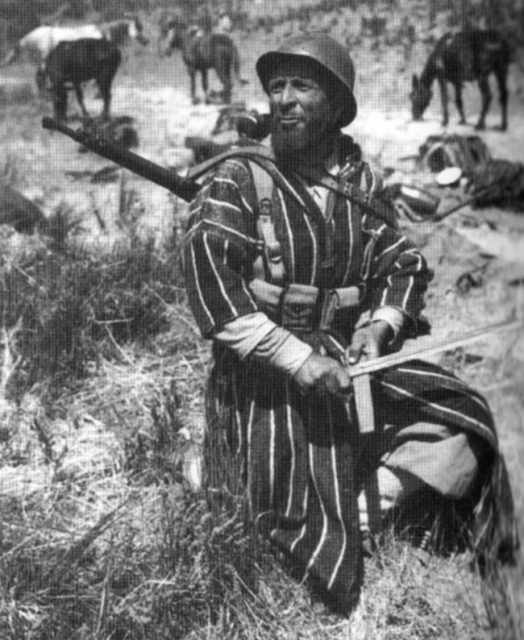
[267,79,285,93]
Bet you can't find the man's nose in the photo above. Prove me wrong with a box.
[280,81,298,106]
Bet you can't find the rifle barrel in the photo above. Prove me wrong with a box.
[42,117,199,202]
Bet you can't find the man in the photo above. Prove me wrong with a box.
[183,33,517,612]
[215,8,233,34]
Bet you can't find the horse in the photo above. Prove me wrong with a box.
[1,24,104,67]
[43,38,121,122]
[100,16,148,47]
[165,23,247,104]
[410,29,512,131]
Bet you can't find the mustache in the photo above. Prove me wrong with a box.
[271,108,303,121]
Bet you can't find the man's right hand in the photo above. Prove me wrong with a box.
[293,352,351,396]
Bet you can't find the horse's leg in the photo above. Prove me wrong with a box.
[476,75,492,130]
[202,68,210,103]
[453,82,466,125]
[53,83,68,121]
[73,82,89,119]
[188,66,198,104]
[97,72,114,121]
[438,76,449,127]
[216,60,232,104]
[494,68,509,131]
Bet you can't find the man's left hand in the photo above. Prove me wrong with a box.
[347,320,393,364]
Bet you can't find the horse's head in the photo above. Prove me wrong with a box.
[410,74,432,121]
[164,22,185,56]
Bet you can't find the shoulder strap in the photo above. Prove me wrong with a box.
[249,159,274,203]
[248,160,286,286]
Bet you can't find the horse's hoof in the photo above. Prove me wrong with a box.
[474,123,485,131]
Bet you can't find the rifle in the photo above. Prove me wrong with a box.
[42,116,308,208]
[42,117,200,202]
[41,117,404,228]
[44,116,493,227]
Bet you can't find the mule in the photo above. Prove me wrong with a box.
[100,16,148,47]
[43,38,121,122]
[166,23,247,104]
[410,29,512,131]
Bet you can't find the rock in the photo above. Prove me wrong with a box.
[0,184,47,233]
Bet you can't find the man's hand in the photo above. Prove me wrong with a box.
[293,352,351,395]
[347,320,393,365]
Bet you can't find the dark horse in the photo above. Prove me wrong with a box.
[42,38,121,122]
[410,30,512,130]
[166,24,247,104]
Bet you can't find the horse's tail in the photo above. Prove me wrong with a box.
[230,40,248,86]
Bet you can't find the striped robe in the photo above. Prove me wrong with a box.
[183,149,517,610]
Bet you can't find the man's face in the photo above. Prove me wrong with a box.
[266,58,340,161]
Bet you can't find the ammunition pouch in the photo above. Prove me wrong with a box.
[248,278,361,333]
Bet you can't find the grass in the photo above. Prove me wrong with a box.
[0,180,520,640]
[0,232,521,637]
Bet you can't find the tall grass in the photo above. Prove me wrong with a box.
[0,163,518,640]
[0,216,184,401]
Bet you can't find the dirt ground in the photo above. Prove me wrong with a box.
[1,13,524,637]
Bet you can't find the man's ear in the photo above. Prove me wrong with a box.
[333,105,346,129]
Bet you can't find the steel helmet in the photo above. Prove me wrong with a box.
[256,32,357,126]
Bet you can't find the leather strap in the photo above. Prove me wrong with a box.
[249,160,286,286]
[186,144,397,228]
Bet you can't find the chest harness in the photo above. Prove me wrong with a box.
[248,159,365,336]
[189,144,395,335]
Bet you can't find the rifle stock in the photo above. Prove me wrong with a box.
[42,117,200,202]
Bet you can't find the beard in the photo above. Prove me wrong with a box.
[270,115,334,167]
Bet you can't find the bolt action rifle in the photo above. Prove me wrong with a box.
[42,116,201,202]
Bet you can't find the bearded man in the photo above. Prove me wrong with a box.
[182,33,517,612]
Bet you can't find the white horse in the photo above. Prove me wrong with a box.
[1,24,104,67]
[1,17,147,68]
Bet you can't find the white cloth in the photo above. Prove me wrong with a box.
[215,312,312,375]
[371,306,406,339]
